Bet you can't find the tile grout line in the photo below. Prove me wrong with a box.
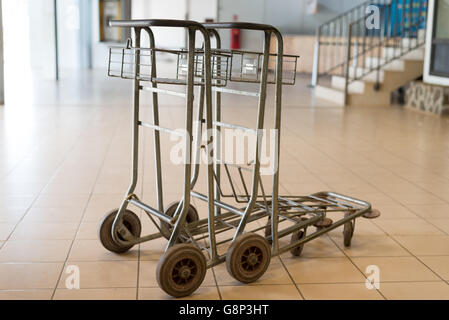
[277,256,306,300]
[50,111,123,300]
[325,235,387,300]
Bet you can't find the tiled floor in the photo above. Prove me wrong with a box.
[1,69,449,300]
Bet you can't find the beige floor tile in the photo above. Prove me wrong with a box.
[58,261,138,289]
[419,256,449,280]
[139,237,168,261]
[283,257,366,284]
[10,222,79,240]
[68,239,138,261]
[22,208,84,223]
[219,284,302,300]
[327,218,386,237]
[0,208,26,223]
[426,219,449,234]
[0,223,16,241]
[139,286,220,300]
[0,196,36,210]
[76,222,99,240]
[41,182,94,195]
[0,263,63,289]
[405,204,449,219]
[394,235,449,256]
[0,289,53,300]
[32,194,89,209]
[0,182,46,196]
[380,281,449,300]
[332,235,410,257]
[214,258,293,286]
[389,193,445,206]
[293,235,345,258]
[299,283,384,300]
[352,257,439,282]
[53,288,137,300]
[374,219,445,236]
[374,204,419,220]
[0,240,72,262]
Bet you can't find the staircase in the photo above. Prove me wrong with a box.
[312,0,428,107]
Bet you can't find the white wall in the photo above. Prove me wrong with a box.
[216,0,367,50]
[131,0,218,48]
[27,0,57,78]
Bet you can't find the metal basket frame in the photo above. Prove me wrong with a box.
[101,20,379,298]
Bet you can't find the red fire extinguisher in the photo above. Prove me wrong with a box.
[230,15,240,49]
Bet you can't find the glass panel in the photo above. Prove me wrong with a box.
[436,0,449,39]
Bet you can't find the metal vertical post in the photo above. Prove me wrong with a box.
[311,26,321,87]
[54,0,59,80]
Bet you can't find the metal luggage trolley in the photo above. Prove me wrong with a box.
[99,19,381,298]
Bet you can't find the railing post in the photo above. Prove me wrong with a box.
[344,23,353,106]
[311,26,321,87]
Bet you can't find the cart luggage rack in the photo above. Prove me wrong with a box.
[108,43,230,86]
[229,50,299,85]
[108,42,299,86]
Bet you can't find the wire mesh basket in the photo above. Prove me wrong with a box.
[108,40,230,86]
[176,49,230,86]
[107,40,298,86]
[229,50,299,85]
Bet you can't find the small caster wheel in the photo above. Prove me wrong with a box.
[98,209,141,253]
[290,229,306,257]
[226,233,271,284]
[156,243,206,298]
[343,220,354,247]
[160,202,199,240]
[363,208,381,219]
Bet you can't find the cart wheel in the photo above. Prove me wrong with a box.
[343,220,354,247]
[98,209,141,253]
[226,233,271,284]
[156,243,206,298]
[160,202,199,240]
[290,229,306,257]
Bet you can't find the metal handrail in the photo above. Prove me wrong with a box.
[342,0,428,103]
[311,0,427,92]
[311,0,388,86]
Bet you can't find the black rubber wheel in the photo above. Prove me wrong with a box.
[156,243,206,298]
[343,220,354,247]
[98,209,141,253]
[226,233,271,284]
[160,202,199,240]
[290,229,306,257]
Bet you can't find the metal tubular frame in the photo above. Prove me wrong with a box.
[104,19,377,275]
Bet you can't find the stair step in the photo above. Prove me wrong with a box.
[365,57,405,71]
[331,76,365,94]
[383,47,425,61]
[348,67,385,83]
[315,85,345,106]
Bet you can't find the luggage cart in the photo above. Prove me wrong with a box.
[99,19,381,298]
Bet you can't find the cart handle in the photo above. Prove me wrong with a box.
[110,19,204,29]
[202,22,280,33]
